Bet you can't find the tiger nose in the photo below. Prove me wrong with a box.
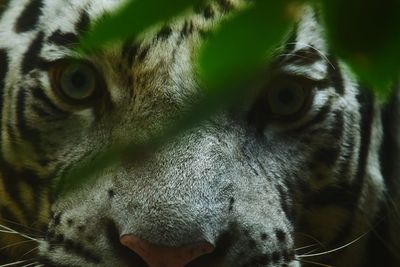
[120,234,215,267]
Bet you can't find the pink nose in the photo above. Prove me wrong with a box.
[120,234,215,267]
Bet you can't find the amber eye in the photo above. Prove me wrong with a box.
[50,60,103,104]
[266,78,312,119]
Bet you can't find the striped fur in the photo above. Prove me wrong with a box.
[0,0,399,266]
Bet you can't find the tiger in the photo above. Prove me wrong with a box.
[0,0,399,266]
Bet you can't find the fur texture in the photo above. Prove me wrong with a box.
[0,0,399,266]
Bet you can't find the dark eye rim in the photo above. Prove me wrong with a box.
[49,59,106,106]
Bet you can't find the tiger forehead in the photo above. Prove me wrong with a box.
[38,4,327,73]
[37,0,238,49]
[31,1,241,75]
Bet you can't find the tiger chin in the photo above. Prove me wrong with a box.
[0,0,399,266]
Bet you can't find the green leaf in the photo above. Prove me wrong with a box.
[320,0,400,96]
[198,1,295,90]
[79,0,206,52]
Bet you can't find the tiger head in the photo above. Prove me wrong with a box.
[0,0,395,267]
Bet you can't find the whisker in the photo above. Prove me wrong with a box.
[19,246,39,260]
[302,247,320,256]
[0,224,39,242]
[0,240,36,251]
[295,243,319,251]
[299,230,369,258]
[20,262,39,267]
[284,41,335,69]
[0,225,43,238]
[0,219,44,234]
[0,259,33,267]
[295,232,326,251]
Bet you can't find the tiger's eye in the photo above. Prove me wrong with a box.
[50,60,103,104]
[267,80,307,117]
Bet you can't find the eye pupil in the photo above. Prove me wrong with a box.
[277,87,295,105]
[70,70,88,89]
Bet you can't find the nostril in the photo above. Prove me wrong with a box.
[120,234,215,267]
[106,221,148,267]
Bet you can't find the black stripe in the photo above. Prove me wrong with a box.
[3,200,47,233]
[137,45,150,62]
[75,10,90,33]
[379,85,399,193]
[122,42,139,67]
[31,86,69,116]
[16,88,42,147]
[0,49,8,154]
[0,163,30,222]
[303,183,358,209]
[21,31,46,74]
[1,200,43,235]
[0,205,20,226]
[0,160,49,220]
[180,20,194,38]
[313,146,340,167]
[327,56,345,95]
[15,0,43,33]
[203,4,215,19]
[217,0,234,12]
[0,177,28,221]
[353,87,373,189]
[156,25,172,40]
[47,30,78,47]
[0,49,8,90]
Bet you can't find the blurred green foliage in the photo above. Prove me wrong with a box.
[81,0,400,95]
[320,0,400,96]
[62,0,400,194]
[198,1,292,90]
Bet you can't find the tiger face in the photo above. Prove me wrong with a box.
[0,0,395,267]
